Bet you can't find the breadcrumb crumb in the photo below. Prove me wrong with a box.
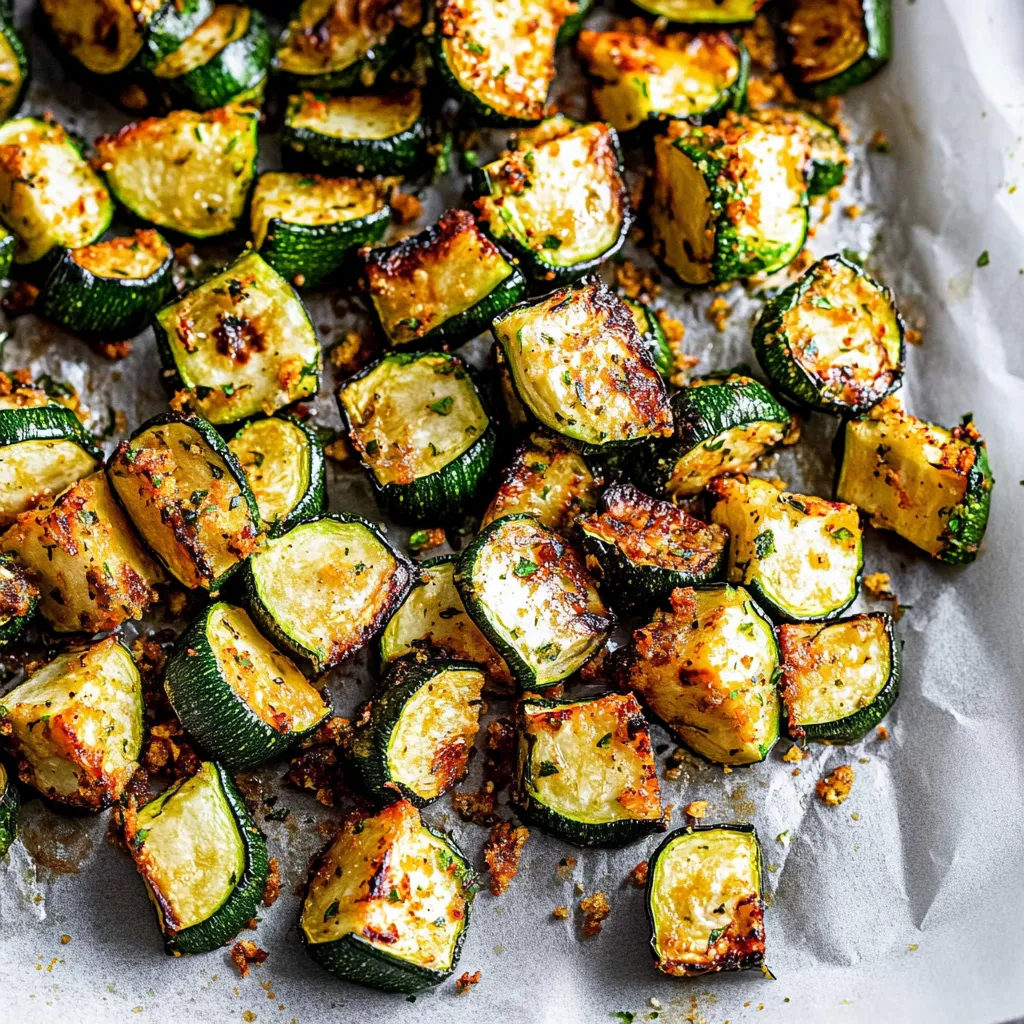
[627,861,649,887]
[455,970,481,994]
[816,765,855,807]
[782,745,806,763]
[390,191,423,224]
[579,892,610,937]
[870,129,890,153]
[263,858,281,907]
[555,856,578,883]
[684,800,707,819]
[863,572,895,600]
[484,822,529,896]
[614,259,660,302]
[876,726,890,741]
[552,905,570,919]
[329,330,378,376]
[230,941,268,979]
[706,296,732,332]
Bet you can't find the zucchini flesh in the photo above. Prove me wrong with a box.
[513,692,664,847]
[455,514,613,689]
[39,0,164,74]
[301,799,472,993]
[629,0,765,23]
[96,104,259,239]
[759,109,848,195]
[0,19,28,122]
[154,250,320,425]
[0,637,143,810]
[138,0,217,72]
[364,208,525,349]
[779,613,899,743]
[491,280,673,451]
[616,585,781,764]
[0,762,18,857]
[624,298,675,381]
[647,824,766,977]
[0,552,37,647]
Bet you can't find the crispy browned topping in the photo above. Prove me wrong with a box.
[551,905,570,919]
[614,259,661,303]
[579,892,610,936]
[483,821,529,896]
[816,764,855,806]
[455,969,482,994]
[263,858,281,908]
[876,726,890,741]
[230,940,268,979]
[684,801,708,820]
[627,861,649,888]
[390,190,423,225]
[863,572,894,600]
[451,787,498,827]
[782,744,806,763]
[329,330,379,376]
[94,339,133,360]
[706,296,732,332]
[283,717,354,807]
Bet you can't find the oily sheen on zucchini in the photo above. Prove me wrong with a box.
[0,761,17,857]
[0,553,37,647]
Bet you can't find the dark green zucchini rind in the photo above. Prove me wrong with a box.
[557,0,593,44]
[579,482,728,613]
[455,513,614,690]
[779,613,900,744]
[0,552,38,648]
[137,0,218,72]
[787,0,892,98]
[337,351,497,526]
[628,0,765,23]
[0,224,13,279]
[364,209,526,349]
[0,762,18,857]
[646,823,766,977]
[623,298,675,381]
[131,761,269,956]
[752,254,904,414]
[0,19,29,122]
[347,658,485,808]
[37,230,175,340]
[513,691,665,848]
[796,111,847,194]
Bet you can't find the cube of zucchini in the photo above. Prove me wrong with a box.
[301,799,473,993]
[0,552,36,647]
[364,209,526,349]
[0,636,143,810]
[616,585,781,764]
[153,250,321,425]
[0,761,18,857]
[630,0,766,23]
[39,0,167,74]
[513,691,665,847]
[0,19,28,122]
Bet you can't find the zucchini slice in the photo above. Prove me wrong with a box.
[36,229,175,340]
[474,118,631,281]
[491,280,674,452]
[455,514,613,689]
[251,172,391,290]
[138,0,217,72]
[0,636,143,810]
[96,103,259,239]
[779,612,899,743]
[364,208,526,349]
[577,29,748,133]
[0,401,102,529]
[0,117,113,267]
[640,374,796,499]
[282,89,427,176]
[0,552,37,648]
[227,415,326,537]
[242,513,414,673]
[0,19,28,122]
[616,585,781,764]
[834,399,993,564]
[646,824,766,977]
[348,659,485,807]
[154,250,321,426]
[651,113,810,285]
[709,475,863,622]
[379,555,513,692]
[129,761,268,955]
[0,761,17,857]
[301,799,473,993]
[337,351,496,525]
[38,0,166,74]
[164,601,331,770]
[481,431,600,534]
[107,414,263,590]
[275,0,420,91]
[786,0,892,98]
[436,0,569,125]
[579,482,728,612]
[756,109,848,196]
[513,691,664,848]
[629,0,766,23]
[624,298,675,381]
[1,470,165,633]
[752,254,904,414]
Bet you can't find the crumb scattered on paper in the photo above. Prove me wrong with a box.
[580,893,610,937]
[817,765,856,807]
[484,822,529,896]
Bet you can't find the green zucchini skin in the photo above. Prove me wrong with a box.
[623,298,675,381]
[0,402,103,465]
[0,764,19,857]
[0,552,38,647]
[0,18,29,122]
[137,0,218,72]
[0,224,13,280]
[557,0,594,44]
[629,0,763,23]
[803,114,847,194]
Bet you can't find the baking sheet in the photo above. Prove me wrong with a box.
[2,1,1024,1022]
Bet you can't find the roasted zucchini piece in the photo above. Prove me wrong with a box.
[709,475,862,621]
[752,254,904,414]
[153,250,321,425]
[0,761,17,857]
[624,298,675,381]
[629,0,766,23]
[779,612,899,743]
[456,514,613,689]
[1,470,165,633]
[38,0,166,74]
[639,374,796,499]
[513,691,664,847]
[0,19,28,122]
[242,513,414,673]
[364,209,526,349]
[579,482,728,612]
[0,553,37,648]
[128,761,269,955]
[756,108,848,195]
[0,636,143,810]
[282,90,427,176]
[227,415,326,537]
[251,172,391,290]
[577,29,748,133]
[36,230,175,340]
[0,117,113,267]
[107,414,263,590]
[337,351,496,525]
[348,659,485,807]
[301,799,473,993]
[616,585,781,764]
[651,113,810,285]
[492,280,674,452]
[475,118,630,281]
[646,824,766,977]
[786,0,892,98]
[164,601,331,770]
[436,0,570,125]
[96,103,259,239]
[834,399,993,564]
[137,0,217,72]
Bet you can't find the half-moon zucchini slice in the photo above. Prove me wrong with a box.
[38,0,166,75]
[0,761,18,857]
[0,552,36,647]
[628,0,766,24]
[0,19,28,122]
